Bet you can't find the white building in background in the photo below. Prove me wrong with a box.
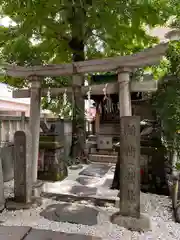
[0,83,30,116]
[0,83,54,117]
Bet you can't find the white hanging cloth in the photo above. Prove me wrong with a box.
[103,83,112,113]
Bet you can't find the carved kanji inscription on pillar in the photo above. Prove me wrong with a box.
[120,116,140,218]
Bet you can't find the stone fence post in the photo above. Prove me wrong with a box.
[119,116,140,218]
[14,131,32,203]
[111,116,151,231]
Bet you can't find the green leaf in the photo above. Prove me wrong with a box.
[0,0,178,114]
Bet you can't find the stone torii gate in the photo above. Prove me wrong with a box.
[3,42,168,231]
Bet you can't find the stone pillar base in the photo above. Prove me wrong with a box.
[32,180,45,198]
[6,197,42,210]
[111,212,151,232]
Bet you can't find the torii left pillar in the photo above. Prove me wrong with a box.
[29,76,41,184]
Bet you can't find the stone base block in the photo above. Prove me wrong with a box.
[6,197,42,210]
[32,180,45,198]
[111,212,151,232]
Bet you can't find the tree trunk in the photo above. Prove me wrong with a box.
[70,72,86,162]
[68,4,87,162]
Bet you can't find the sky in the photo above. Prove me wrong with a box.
[0,16,172,104]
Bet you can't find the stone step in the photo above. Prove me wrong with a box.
[87,135,97,141]
[86,140,97,146]
[89,154,117,164]
[94,150,117,155]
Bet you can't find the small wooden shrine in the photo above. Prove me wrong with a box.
[86,74,156,153]
[85,73,169,196]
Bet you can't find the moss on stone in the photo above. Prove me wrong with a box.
[39,141,64,149]
[39,135,56,142]
[38,167,68,181]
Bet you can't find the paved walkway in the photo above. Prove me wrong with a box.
[43,163,118,203]
[0,226,101,239]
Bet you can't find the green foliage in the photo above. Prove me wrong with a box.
[0,0,176,65]
[41,95,72,119]
[0,0,178,115]
[176,161,180,171]
[152,41,180,151]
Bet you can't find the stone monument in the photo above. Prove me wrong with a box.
[120,116,140,218]
[111,116,151,231]
[6,131,41,210]
[14,131,32,203]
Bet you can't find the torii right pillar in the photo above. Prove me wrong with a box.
[111,67,151,232]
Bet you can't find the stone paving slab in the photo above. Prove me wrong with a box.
[43,179,118,201]
[43,163,118,204]
[40,203,100,226]
[79,163,111,178]
[76,176,101,186]
[0,226,101,240]
[0,226,31,240]
[25,228,101,240]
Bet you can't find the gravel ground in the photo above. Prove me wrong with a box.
[1,180,180,240]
